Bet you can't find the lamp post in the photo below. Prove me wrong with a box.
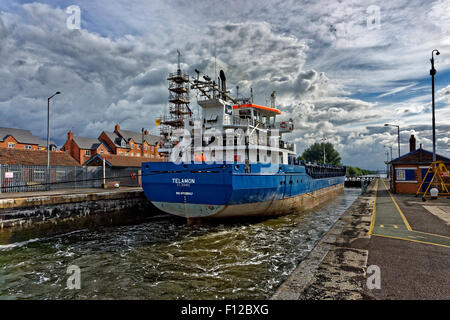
[385,145,392,178]
[385,150,389,178]
[47,91,61,188]
[321,137,327,164]
[384,123,400,158]
[430,49,440,162]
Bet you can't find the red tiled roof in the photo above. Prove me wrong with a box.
[84,154,162,168]
[0,149,81,166]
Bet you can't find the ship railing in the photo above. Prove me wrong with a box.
[168,72,189,82]
[279,141,295,151]
[168,81,189,91]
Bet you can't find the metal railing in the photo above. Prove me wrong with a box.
[0,165,140,193]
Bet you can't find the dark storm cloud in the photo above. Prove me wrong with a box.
[0,3,171,144]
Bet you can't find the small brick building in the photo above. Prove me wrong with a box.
[389,135,450,194]
[0,148,80,166]
[0,127,57,151]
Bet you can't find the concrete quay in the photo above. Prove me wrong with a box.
[272,179,450,300]
[0,187,157,244]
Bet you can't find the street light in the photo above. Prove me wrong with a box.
[321,137,327,164]
[430,49,440,162]
[47,91,61,188]
[385,149,390,178]
[384,123,400,158]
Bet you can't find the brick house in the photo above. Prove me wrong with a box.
[0,127,57,151]
[389,134,450,194]
[61,131,112,165]
[98,124,162,160]
[61,124,164,165]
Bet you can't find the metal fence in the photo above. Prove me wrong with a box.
[0,165,140,193]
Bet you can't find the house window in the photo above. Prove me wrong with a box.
[145,154,148,157]
[85,150,91,156]
[151,154,154,158]
[137,145,140,150]
[24,145,32,150]
[150,146,153,151]
[8,143,15,148]
[131,152,134,156]
[144,145,148,151]
[119,152,123,156]
[125,153,128,156]
[396,168,416,181]
[130,143,134,148]
[100,149,104,154]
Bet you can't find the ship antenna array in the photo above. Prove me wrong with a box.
[190,68,238,104]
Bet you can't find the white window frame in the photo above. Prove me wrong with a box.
[8,143,15,148]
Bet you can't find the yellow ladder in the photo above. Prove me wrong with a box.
[416,161,450,198]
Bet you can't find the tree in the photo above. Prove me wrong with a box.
[346,166,376,176]
[301,142,341,166]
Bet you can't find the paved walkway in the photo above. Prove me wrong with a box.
[370,179,450,248]
[273,179,450,300]
[365,179,450,299]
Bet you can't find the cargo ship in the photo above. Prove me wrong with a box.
[142,56,345,221]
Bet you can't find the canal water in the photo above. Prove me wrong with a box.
[0,189,360,300]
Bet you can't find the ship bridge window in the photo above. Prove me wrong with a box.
[262,116,268,125]
[269,116,276,127]
[239,109,251,119]
[206,115,218,122]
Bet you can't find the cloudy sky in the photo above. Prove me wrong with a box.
[1,0,449,169]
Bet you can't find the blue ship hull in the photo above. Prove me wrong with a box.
[142,162,345,218]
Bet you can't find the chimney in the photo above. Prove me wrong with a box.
[68,130,73,141]
[114,124,120,133]
[409,134,416,152]
[144,129,149,135]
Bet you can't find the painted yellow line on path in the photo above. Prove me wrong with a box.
[413,230,450,239]
[381,179,412,231]
[371,233,450,249]
[368,179,378,235]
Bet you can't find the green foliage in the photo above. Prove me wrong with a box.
[346,166,376,176]
[297,141,375,176]
[300,142,341,166]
